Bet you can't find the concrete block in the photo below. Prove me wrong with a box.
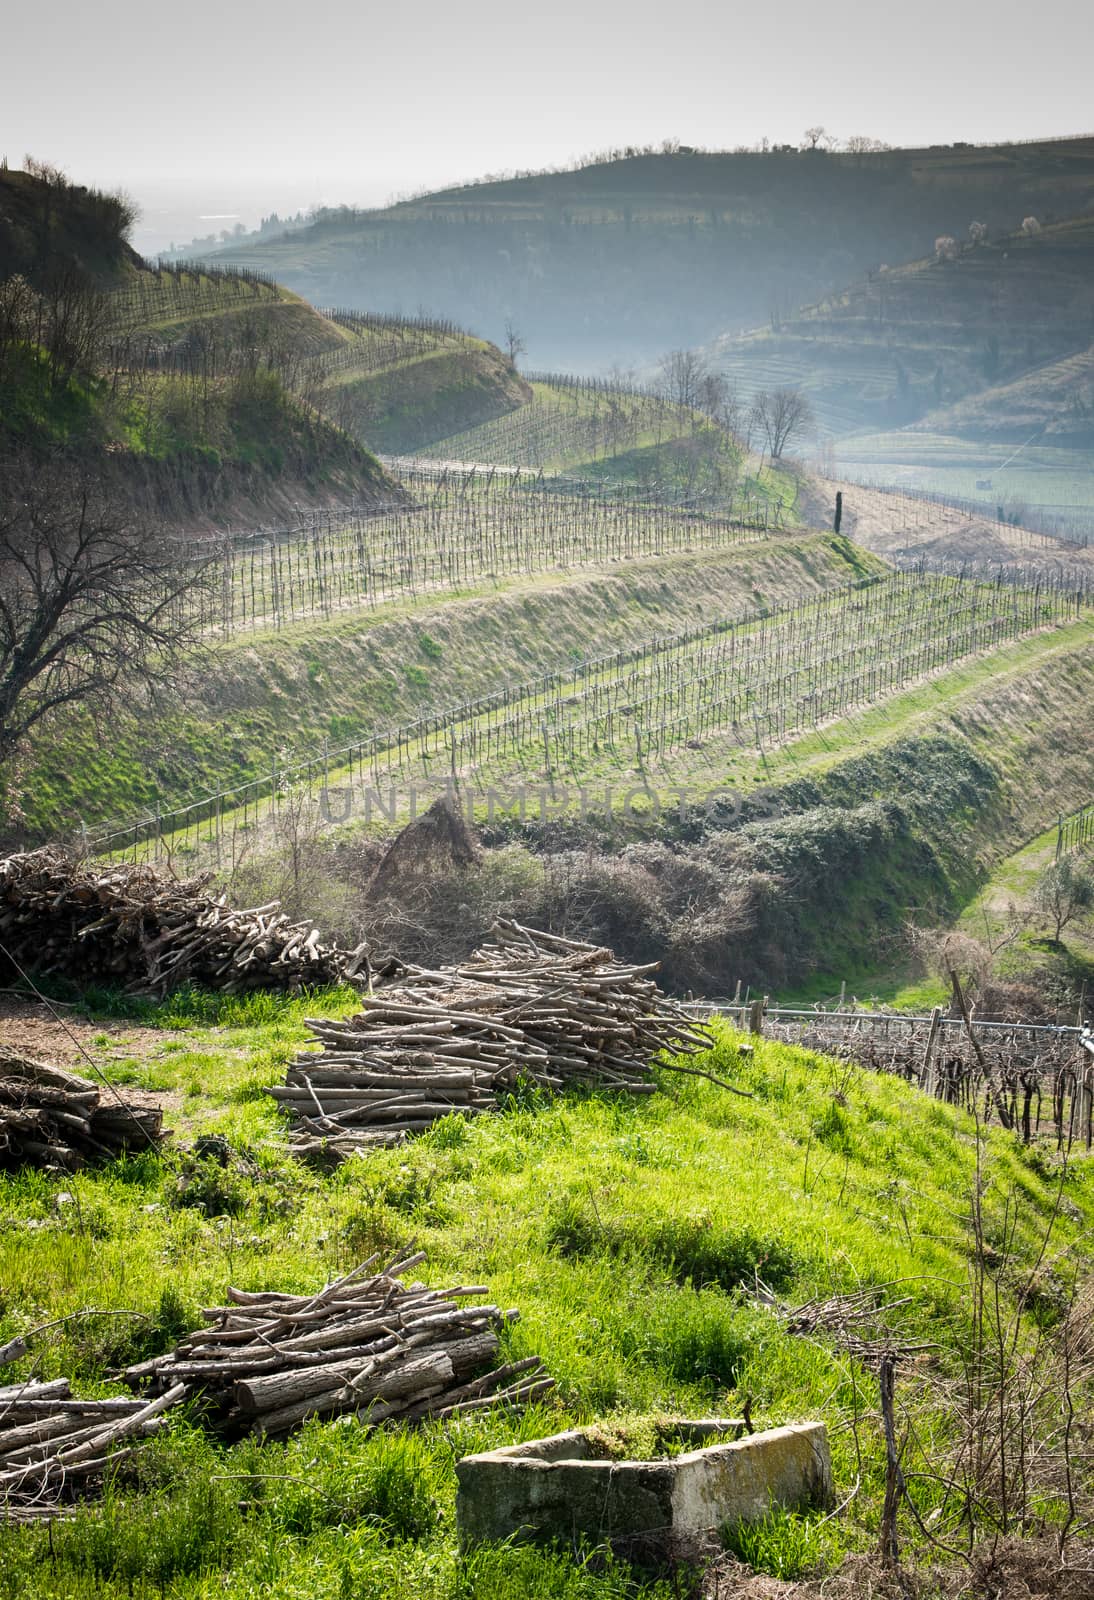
[455,1418,833,1551]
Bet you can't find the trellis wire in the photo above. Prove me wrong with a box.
[89,569,1089,863]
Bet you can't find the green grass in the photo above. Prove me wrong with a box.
[0,1003,1089,1597]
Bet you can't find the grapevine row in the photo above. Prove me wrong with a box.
[96,571,1088,858]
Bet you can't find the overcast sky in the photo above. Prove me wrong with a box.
[5,0,1093,250]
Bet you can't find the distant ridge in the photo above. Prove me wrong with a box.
[212,137,1094,369]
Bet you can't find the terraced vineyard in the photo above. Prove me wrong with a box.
[202,469,778,632]
[100,570,1088,857]
[106,260,283,331]
[421,375,702,471]
[312,307,468,379]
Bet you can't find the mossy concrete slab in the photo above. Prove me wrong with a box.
[455,1419,832,1550]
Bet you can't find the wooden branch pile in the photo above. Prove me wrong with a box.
[273,920,715,1163]
[750,1279,934,1366]
[0,849,357,995]
[0,1376,185,1523]
[124,1250,553,1438]
[0,1053,165,1171]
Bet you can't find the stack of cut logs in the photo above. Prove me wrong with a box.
[125,1250,552,1438]
[0,1376,185,1522]
[0,1053,165,1171]
[274,921,713,1164]
[0,848,358,995]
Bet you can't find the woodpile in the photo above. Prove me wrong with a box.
[0,1053,165,1171]
[124,1250,553,1438]
[750,1279,934,1367]
[0,1376,185,1523]
[0,848,360,995]
[273,920,715,1163]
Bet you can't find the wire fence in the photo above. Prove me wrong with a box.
[687,1001,1093,1145]
[1057,803,1094,858]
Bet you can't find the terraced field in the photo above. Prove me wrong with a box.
[205,469,782,633]
[419,377,694,472]
[100,570,1090,859]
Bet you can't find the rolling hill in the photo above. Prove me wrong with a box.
[210,137,1094,370]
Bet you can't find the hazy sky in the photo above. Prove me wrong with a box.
[5,0,1093,250]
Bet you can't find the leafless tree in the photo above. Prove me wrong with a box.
[844,134,892,153]
[656,348,710,412]
[750,387,814,459]
[0,455,210,765]
[803,126,834,151]
[1021,215,1042,236]
[1033,854,1094,945]
[503,319,525,367]
[968,219,988,244]
[934,235,959,262]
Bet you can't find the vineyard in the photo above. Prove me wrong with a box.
[96,569,1089,859]
[187,468,779,633]
[105,273,467,383]
[421,374,706,472]
[106,260,283,331]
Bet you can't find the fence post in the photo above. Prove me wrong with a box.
[922,1006,943,1097]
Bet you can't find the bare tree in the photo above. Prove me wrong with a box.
[844,135,892,153]
[803,126,834,151]
[1033,854,1094,945]
[750,387,814,459]
[934,235,959,262]
[503,319,525,367]
[0,455,209,765]
[656,348,709,412]
[968,219,988,244]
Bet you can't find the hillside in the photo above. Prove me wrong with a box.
[100,272,528,465]
[12,528,874,840]
[415,373,791,514]
[3,983,1090,1598]
[707,214,1094,440]
[0,162,141,285]
[211,138,1094,369]
[0,166,529,521]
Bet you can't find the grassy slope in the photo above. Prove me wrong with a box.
[420,379,701,472]
[2,163,527,505]
[103,606,1093,998]
[15,533,879,837]
[328,344,530,454]
[0,996,1089,1598]
[949,812,1094,997]
[99,271,522,489]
